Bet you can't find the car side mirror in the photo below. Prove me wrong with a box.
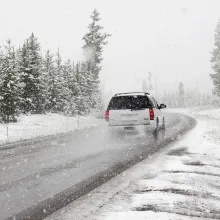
[159,104,166,109]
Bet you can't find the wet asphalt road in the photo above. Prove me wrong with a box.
[0,113,195,220]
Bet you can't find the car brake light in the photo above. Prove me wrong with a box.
[105,110,109,121]
[149,108,154,120]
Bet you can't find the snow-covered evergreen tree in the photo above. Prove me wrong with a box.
[148,72,153,94]
[162,85,213,108]
[71,61,91,115]
[142,79,148,93]
[82,9,110,111]
[0,9,111,119]
[52,49,66,112]
[0,40,21,122]
[94,89,105,118]
[43,50,56,111]
[178,82,185,107]
[211,19,220,97]
[18,33,46,114]
[62,59,75,115]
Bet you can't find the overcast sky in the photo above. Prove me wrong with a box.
[1,0,220,99]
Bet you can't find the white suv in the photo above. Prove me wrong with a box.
[105,92,166,130]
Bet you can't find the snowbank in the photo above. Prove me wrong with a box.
[0,113,103,145]
[165,107,220,120]
[197,108,220,119]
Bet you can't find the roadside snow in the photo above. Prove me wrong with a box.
[0,113,103,145]
[165,106,220,119]
[197,108,220,119]
[45,107,220,220]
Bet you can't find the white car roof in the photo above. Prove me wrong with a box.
[114,92,150,97]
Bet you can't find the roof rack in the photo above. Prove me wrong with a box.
[114,92,150,96]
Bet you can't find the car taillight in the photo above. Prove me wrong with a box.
[149,108,154,120]
[105,110,109,121]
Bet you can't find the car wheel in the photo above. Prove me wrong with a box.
[156,117,159,130]
[153,118,159,144]
[162,117,165,130]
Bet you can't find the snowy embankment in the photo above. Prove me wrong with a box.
[0,113,103,145]
[46,107,220,220]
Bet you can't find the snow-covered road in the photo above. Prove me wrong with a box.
[0,113,194,220]
[44,108,220,220]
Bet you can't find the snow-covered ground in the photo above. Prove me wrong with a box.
[46,107,220,220]
[0,113,103,145]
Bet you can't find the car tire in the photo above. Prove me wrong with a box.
[153,118,159,144]
[156,117,159,130]
[162,117,165,130]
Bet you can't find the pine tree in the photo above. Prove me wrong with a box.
[43,49,63,113]
[62,59,75,115]
[162,90,169,106]
[71,62,91,115]
[70,62,83,115]
[148,72,153,94]
[52,49,65,112]
[94,89,105,118]
[211,19,220,97]
[0,40,21,122]
[142,79,148,93]
[18,33,46,113]
[43,50,56,111]
[82,9,110,111]
[178,82,185,107]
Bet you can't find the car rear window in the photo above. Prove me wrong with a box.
[108,96,153,110]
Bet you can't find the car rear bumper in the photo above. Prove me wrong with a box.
[109,120,150,127]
